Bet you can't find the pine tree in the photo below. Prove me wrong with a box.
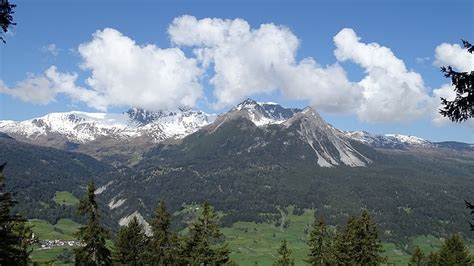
[425,252,439,265]
[439,40,473,122]
[409,246,425,266]
[334,211,385,265]
[306,216,328,265]
[0,163,32,265]
[332,218,355,265]
[0,0,16,43]
[144,200,180,265]
[438,234,471,265]
[183,202,230,265]
[273,239,295,266]
[113,216,147,265]
[74,181,111,265]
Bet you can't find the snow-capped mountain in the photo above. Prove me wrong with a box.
[0,108,216,143]
[344,131,433,148]
[231,98,301,126]
[0,99,443,155]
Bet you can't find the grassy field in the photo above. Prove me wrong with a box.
[29,218,81,240]
[29,219,80,265]
[220,206,416,265]
[30,246,73,265]
[27,208,473,265]
[52,191,80,206]
[221,206,473,265]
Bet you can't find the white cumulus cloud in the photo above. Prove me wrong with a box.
[2,29,203,111]
[434,43,474,72]
[76,28,203,111]
[169,15,361,112]
[0,66,96,106]
[334,28,430,123]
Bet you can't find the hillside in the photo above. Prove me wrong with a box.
[1,100,473,244]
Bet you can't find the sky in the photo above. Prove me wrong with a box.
[0,0,473,142]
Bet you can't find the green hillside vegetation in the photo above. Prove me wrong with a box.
[30,247,74,265]
[26,206,474,265]
[29,219,80,240]
[53,191,80,206]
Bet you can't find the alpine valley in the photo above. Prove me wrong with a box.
[1,99,473,244]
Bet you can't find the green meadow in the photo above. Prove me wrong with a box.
[52,191,80,206]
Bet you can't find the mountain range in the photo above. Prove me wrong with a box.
[2,98,470,158]
[1,99,473,242]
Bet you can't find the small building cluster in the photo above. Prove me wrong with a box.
[38,239,82,249]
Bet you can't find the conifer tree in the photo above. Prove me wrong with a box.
[425,252,439,265]
[306,217,328,265]
[438,234,472,265]
[273,239,294,266]
[332,221,353,265]
[0,0,16,43]
[408,246,425,266]
[183,202,230,264]
[74,181,111,265]
[334,211,384,265]
[144,200,180,265]
[113,216,147,265]
[0,163,32,265]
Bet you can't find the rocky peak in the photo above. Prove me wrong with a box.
[126,108,160,125]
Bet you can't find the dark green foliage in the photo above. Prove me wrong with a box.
[273,240,294,266]
[438,234,472,265]
[306,217,328,265]
[183,203,230,265]
[57,248,74,264]
[0,164,32,265]
[113,216,147,265]
[0,0,15,43]
[0,137,121,227]
[425,252,440,265]
[439,40,473,122]
[467,200,474,231]
[409,246,425,266]
[416,234,472,266]
[143,201,180,265]
[124,116,474,243]
[74,181,111,265]
[332,211,385,265]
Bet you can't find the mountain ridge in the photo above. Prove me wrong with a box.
[0,99,471,154]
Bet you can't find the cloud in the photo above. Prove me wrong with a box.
[3,17,469,126]
[169,15,361,112]
[333,28,430,123]
[2,28,203,111]
[76,28,203,111]
[41,43,61,56]
[415,56,430,64]
[434,43,474,72]
[0,66,77,105]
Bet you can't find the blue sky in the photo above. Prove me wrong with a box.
[0,0,473,142]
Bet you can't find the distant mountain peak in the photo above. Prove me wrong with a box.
[234,98,259,110]
[230,98,301,126]
[126,108,160,125]
[344,131,433,148]
[0,108,216,144]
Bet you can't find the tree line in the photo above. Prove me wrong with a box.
[1,164,472,265]
[73,182,474,265]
